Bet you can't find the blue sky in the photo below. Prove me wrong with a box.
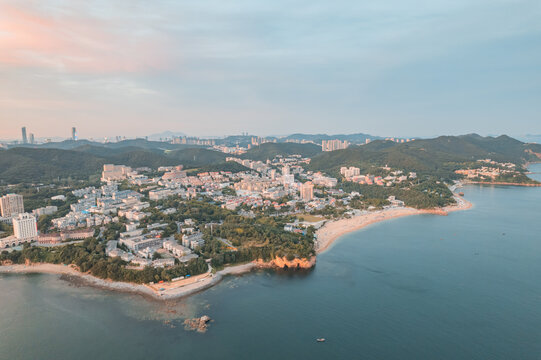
[0,0,540,139]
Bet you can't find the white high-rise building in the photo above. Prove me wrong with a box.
[0,194,24,218]
[13,213,38,240]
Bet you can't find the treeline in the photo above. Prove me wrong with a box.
[0,238,208,283]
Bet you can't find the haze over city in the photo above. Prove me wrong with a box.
[1,0,540,139]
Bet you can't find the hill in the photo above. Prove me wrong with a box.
[308,134,541,178]
[7,139,204,152]
[241,142,321,161]
[166,148,227,167]
[0,148,106,183]
[0,147,230,184]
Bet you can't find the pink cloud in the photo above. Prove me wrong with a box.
[0,4,173,73]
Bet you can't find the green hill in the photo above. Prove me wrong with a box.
[166,148,227,167]
[0,148,105,183]
[308,134,541,178]
[0,146,230,184]
[8,138,204,152]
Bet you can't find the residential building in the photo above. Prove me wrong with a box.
[101,164,132,181]
[13,213,38,240]
[163,240,192,257]
[33,206,58,217]
[182,232,205,249]
[300,181,314,202]
[0,194,24,218]
[322,139,349,152]
[340,167,361,178]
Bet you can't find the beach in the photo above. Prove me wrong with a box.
[315,194,472,254]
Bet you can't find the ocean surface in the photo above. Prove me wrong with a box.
[1,164,540,360]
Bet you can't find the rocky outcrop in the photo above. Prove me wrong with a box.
[184,315,212,333]
[422,209,448,216]
[257,256,316,269]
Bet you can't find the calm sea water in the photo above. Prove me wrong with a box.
[1,164,540,360]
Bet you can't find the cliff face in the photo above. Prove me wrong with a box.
[423,209,448,216]
[257,256,316,269]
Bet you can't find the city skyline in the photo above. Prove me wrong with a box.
[1,1,540,139]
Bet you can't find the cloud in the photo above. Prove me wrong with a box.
[0,3,173,73]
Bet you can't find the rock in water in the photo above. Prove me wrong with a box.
[184,315,212,333]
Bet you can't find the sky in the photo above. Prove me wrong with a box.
[0,0,540,140]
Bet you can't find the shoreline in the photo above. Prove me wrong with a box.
[0,193,473,301]
[463,181,541,187]
[0,262,259,301]
[315,194,473,255]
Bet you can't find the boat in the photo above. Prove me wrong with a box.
[316,338,326,342]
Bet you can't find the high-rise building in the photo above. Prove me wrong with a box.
[12,213,38,240]
[21,127,27,144]
[340,166,361,178]
[0,194,24,218]
[300,181,314,202]
[72,127,77,140]
[29,133,35,144]
[322,139,349,152]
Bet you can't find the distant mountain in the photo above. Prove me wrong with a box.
[282,133,382,144]
[242,142,321,161]
[146,131,187,141]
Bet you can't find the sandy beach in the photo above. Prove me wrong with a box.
[315,195,472,254]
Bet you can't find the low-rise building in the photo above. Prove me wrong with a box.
[163,240,192,257]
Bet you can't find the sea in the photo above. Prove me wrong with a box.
[1,164,540,360]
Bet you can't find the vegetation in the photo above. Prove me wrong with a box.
[340,179,455,209]
[308,134,541,180]
[0,238,208,283]
[200,215,315,268]
[0,147,226,184]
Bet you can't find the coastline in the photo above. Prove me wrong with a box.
[463,181,541,187]
[0,262,259,301]
[315,194,473,255]
[0,194,473,301]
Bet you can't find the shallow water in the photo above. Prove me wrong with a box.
[1,164,540,359]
